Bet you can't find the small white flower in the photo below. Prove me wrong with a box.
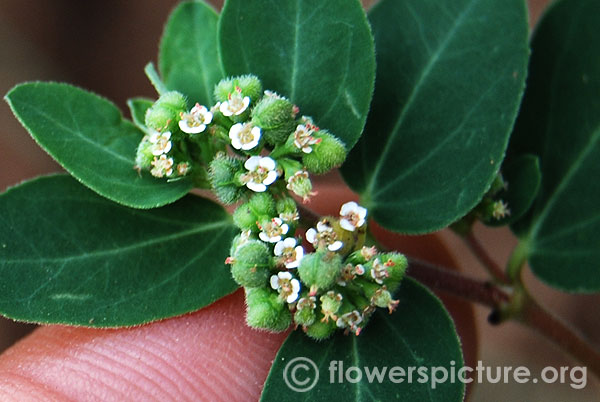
[220,87,250,116]
[179,103,213,134]
[150,154,174,178]
[270,271,301,303]
[336,310,363,335]
[241,156,278,192]
[370,258,389,284]
[176,162,190,176]
[293,123,321,153]
[279,211,299,223]
[492,200,511,220]
[229,122,261,150]
[149,131,172,156]
[339,201,367,232]
[305,220,343,251]
[258,217,289,243]
[274,237,304,269]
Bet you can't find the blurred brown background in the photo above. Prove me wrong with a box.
[1,0,599,400]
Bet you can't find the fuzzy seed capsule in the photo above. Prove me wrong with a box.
[302,130,346,174]
[230,240,272,287]
[245,287,292,332]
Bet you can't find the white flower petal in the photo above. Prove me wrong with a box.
[259,157,276,171]
[340,201,359,216]
[263,171,278,185]
[246,181,267,192]
[305,228,317,244]
[339,218,356,232]
[259,232,271,243]
[244,156,261,170]
[328,241,344,251]
[278,271,292,280]
[274,241,285,256]
[270,275,280,290]
[282,237,296,248]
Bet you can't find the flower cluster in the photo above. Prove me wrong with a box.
[135,74,346,200]
[134,74,407,340]
[227,197,408,340]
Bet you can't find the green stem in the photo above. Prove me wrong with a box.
[507,238,531,282]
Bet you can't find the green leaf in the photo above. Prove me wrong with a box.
[485,154,541,228]
[341,0,529,234]
[261,278,464,401]
[159,0,223,106]
[0,175,238,327]
[127,97,154,130]
[5,82,192,209]
[218,0,375,149]
[508,0,600,292]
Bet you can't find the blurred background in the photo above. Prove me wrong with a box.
[1,0,598,400]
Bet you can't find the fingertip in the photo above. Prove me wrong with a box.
[0,290,288,400]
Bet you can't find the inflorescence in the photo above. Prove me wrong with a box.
[134,74,407,340]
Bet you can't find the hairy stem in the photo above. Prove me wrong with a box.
[406,258,510,308]
[516,295,600,378]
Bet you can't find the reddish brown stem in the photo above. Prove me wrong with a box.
[517,297,600,378]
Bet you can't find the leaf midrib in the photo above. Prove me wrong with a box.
[364,0,479,198]
[4,221,231,264]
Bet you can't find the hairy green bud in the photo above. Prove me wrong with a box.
[134,136,155,170]
[245,287,292,332]
[251,92,296,145]
[302,130,346,174]
[214,75,263,104]
[298,250,343,294]
[230,240,272,287]
[294,295,317,327]
[378,252,408,284]
[209,154,243,204]
[248,192,276,218]
[304,310,337,340]
[233,203,258,231]
[145,91,187,132]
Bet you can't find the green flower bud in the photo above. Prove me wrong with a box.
[229,231,252,256]
[230,240,272,287]
[286,170,314,202]
[276,196,297,215]
[378,253,408,285]
[320,291,343,323]
[304,310,337,340]
[345,246,378,265]
[298,250,343,294]
[248,192,276,218]
[371,286,399,313]
[145,91,187,132]
[245,287,292,332]
[233,203,258,231]
[294,296,317,327]
[214,75,263,104]
[302,130,346,174]
[251,92,296,145]
[134,136,155,170]
[209,154,244,204]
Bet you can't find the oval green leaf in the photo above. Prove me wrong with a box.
[508,0,600,292]
[218,0,375,149]
[5,82,193,209]
[341,0,529,234]
[484,154,541,228]
[261,278,464,401]
[0,175,238,327]
[159,1,223,105]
